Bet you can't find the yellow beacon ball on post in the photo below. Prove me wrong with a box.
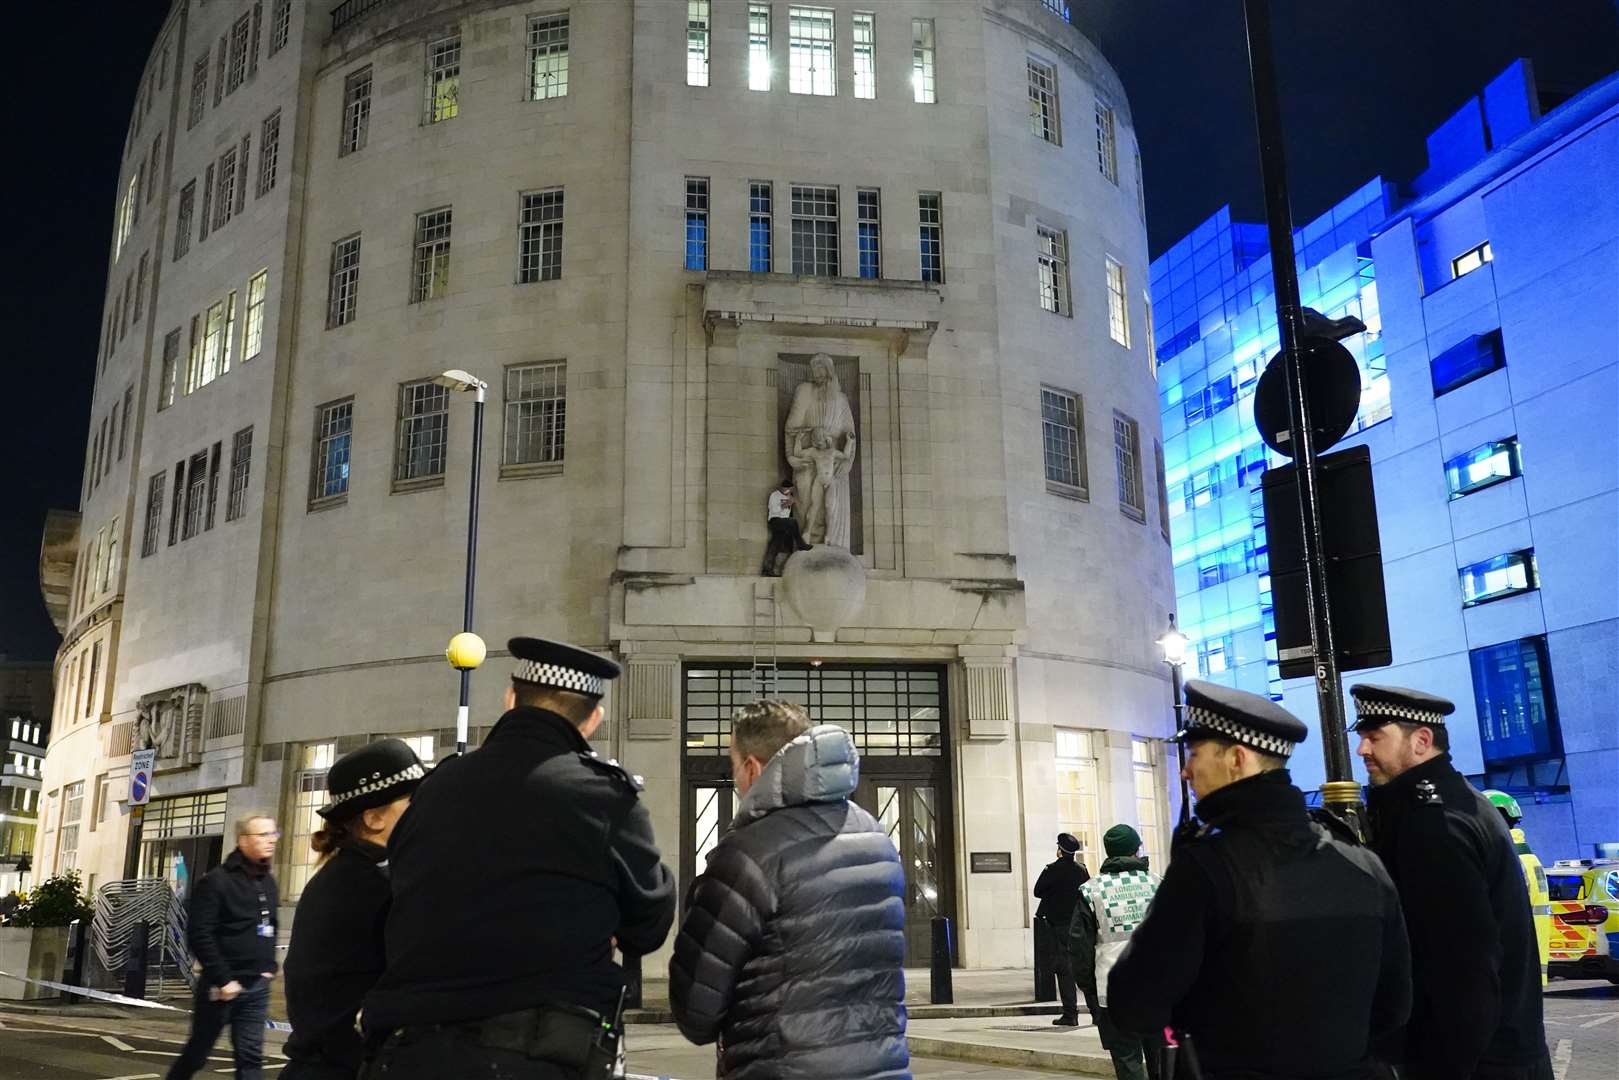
[446,632,487,671]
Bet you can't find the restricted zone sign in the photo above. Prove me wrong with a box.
[129,748,156,806]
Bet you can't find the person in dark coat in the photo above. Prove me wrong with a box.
[1032,832,1090,1025]
[282,739,426,1079]
[168,815,281,1080]
[669,700,910,1080]
[363,638,676,1079]
[1108,681,1412,1079]
[1354,684,1551,1080]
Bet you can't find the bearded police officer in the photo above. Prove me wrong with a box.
[1108,681,1411,1078]
[363,638,676,1078]
[1354,684,1551,1080]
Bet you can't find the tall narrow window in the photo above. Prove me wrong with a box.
[228,14,251,93]
[159,328,180,409]
[244,270,268,359]
[852,12,876,99]
[192,299,226,392]
[748,4,771,92]
[411,209,453,302]
[341,67,372,155]
[687,1,711,87]
[269,0,291,54]
[1135,148,1146,221]
[911,19,936,103]
[1131,739,1167,870]
[528,14,569,99]
[134,253,149,323]
[328,234,361,327]
[214,35,228,107]
[1037,225,1070,315]
[918,192,943,283]
[258,109,281,195]
[856,189,881,279]
[685,178,709,271]
[395,380,451,485]
[147,133,162,205]
[205,441,222,530]
[1105,256,1130,346]
[235,134,251,211]
[169,458,185,545]
[1027,59,1060,144]
[175,181,195,260]
[227,427,253,521]
[789,7,834,95]
[183,450,209,539]
[312,399,354,503]
[518,189,565,283]
[119,387,133,460]
[504,362,567,469]
[425,35,461,123]
[1155,440,1170,542]
[1041,387,1086,497]
[249,2,263,76]
[1114,411,1144,520]
[749,182,773,272]
[1144,293,1157,371]
[1095,101,1118,183]
[188,55,208,129]
[1471,636,1559,764]
[199,163,214,241]
[142,472,165,556]
[791,185,839,276]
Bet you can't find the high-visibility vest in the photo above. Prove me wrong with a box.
[1512,826,1552,986]
[1080,868,1161,1006]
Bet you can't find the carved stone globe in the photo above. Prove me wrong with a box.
[781,547,868,643]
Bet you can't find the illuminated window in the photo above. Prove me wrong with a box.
[789,7,834,96]
[1444,436,1521,499]
[1027,59,1059,144]
[411,209,453,303]
[504,362,567,469]
[1095,101,1118,183]
[685,178,709,270]
[749,4,771,92]
[285,742,336,898]
[1132,739,1167,870]
[312,399,354,503]
[1459,550,1537,608]
[528,14,569,99]
[424,35,461,123]
[328,234,361,327]
[1106,256,1130,346]
[1451,241,1492,279]
[1114,412,1144,520]
[1055,729,1102,875]
[911,19,935,103]
[1036,224,1070,315]
[394,380,450,485]
[244,271,268,359]
[852,11,875,99]
[857,189,881,279]
[687,1,710,87]
[749,181,772,272]
[341,67,372,155]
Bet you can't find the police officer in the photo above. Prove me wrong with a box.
[1354,684,1551,1080]
[1109,681,1411,1078]
[1032,832,1090,1026]
[363,638,677,1078]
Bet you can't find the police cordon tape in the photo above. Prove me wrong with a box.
[0,969,292,1030]
[0,969,679,1079]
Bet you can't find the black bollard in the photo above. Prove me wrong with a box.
[622,951,643,1010]
[61,918,88,1003]
[123,920,151,1001]
[1032,915,1056,1001]
[930,916,954,1005]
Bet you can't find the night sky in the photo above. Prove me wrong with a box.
[3,1,1615,662]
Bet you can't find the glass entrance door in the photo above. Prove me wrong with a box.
[854,777,950,966]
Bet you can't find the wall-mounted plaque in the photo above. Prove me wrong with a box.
[970,851,1013,874]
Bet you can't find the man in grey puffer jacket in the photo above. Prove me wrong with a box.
[669,700,910,1080]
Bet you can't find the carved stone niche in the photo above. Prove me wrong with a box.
[134,684,209,768]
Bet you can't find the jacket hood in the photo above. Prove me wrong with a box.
[733,724,859,824]
[1100,854,1151,875]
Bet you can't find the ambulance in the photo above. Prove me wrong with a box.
[1545,858,1619,983]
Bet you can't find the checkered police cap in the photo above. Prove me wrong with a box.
[1350,683,1455,731]
[508,637,622,699]
[1178,680,1309,759]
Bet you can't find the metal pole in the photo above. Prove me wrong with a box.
[1170,661,1190,825]
[1240,0,1359,817]
[457,390,485,756]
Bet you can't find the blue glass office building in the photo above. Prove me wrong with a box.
[1151,180,1392,698]
[1152,63,1619,858]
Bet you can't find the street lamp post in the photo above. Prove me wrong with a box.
[1157,614,1191,825]
[435,369,489,755]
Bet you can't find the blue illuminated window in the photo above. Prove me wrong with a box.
[748,181,772,273]
[1445,436,1520,499]
[1458,549,1537,607]
[1471,635,1559,765]
[1431,329,1504,396]
[857,189,881,279]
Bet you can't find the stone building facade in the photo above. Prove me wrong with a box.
[41,0,1173,969]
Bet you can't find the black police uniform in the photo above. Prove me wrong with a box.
[1032,835,1089,1023]
[1108,681,1412,1079]
[363,640,676,1079]
[1354,684,1551,1080]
